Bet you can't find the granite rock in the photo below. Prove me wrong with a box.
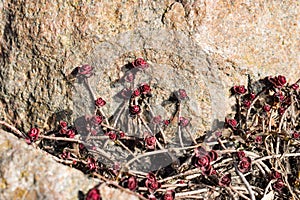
[0,1,299,198]
[0,0,298,133]
[0,129,138,200]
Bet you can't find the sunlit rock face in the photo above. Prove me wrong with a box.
[0,1,298,197]
[0,0,298,133]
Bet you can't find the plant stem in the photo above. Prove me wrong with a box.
[125,149,169,168]
[263,180,275,197]
[101,123,123,132]
[236,95,242,129]
[138,115,154,135]
[175,188,208,198]
[143,99,167,143]
[234,163,256,200]
[84,78,97,101]
[159,168,201,183]
[39,135,84,143]
[113,101,126,128]
[177,103,184,148]
[117,140,136,157]
[99,108,110,126]
[218,137,227,150]
[128,170,148,177]
[268,109,274,132]
[275,135,280,169]
[0,120,27,139]
[245,88,267,129]
[185,127,197,145]
[252,153,300,164]
[85,135,110,140]
[230,186,251,200]
[92,172,148,200]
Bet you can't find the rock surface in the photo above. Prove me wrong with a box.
[0,0,299,133]
[0,129,138,200]
[0,1,299,199]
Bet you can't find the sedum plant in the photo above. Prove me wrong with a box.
[1,58,299,200]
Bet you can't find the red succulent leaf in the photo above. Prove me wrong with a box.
[236,151,246,160]
[219,173,231,187]
[233,85,247,95]
[211,169,217,175]
[179,117,190,127]
[201,164,214,176]
[145,136,156,149]
[238,156,252,173]
[119,131,125,138]
[263,104,271,112]
[162,190,175,200]
[121,176,138,191]
[225,118,238,130]
[195,155,210,168]
[145,179,161,192]
[291,83,299,90]
[91,115,103,125]
[278,107,285,115]
[132,88,141,97]
[145,172,161,192]
[60,121,68,128]
[95,97,106,107]
[61,151,70,159]
[163,119,170,126]
[132,58,149,70]
[292,132,300,139]
[277,75,287,87]
[140,83,151,94]
[25,138,32,144]
[208,150,218,161]
[249,93,256,100]
[27,128,40,141]
[146,172,157,183]
[127,176,138,191]
[273,179,285,192]
[243,100,251,109]
[278,75,286,83]
[129,105,141,115]
[255,135,263,144]
[86,187,101,200]
[177,89,188,100]
[268,75,287,88]
[152,115,162,124]
[79,144,85,149]
[270,170,282,180]
[87,157,97,171]
[106,131,117,141]
[274,91,285,102]
[67,129,76,138]
[60,128,67,135]
[78,64,93,78]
